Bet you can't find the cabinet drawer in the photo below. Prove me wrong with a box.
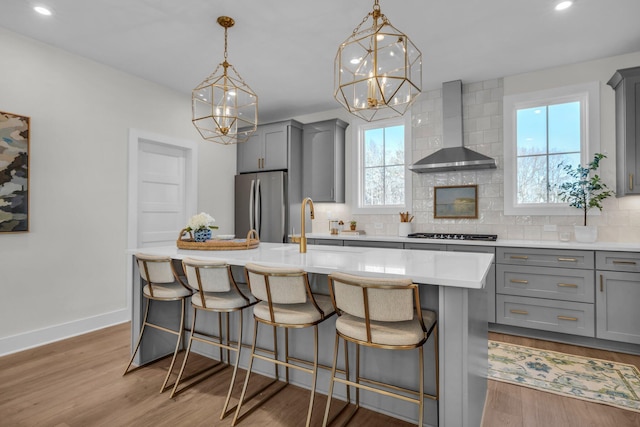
[403,242,446,251]
[496,295,595,337]
[497,265,594,303]
[445,245,495,256]
[310,239,344,246]
[343,240,404,249]
[497,247,594,269]
[596,251,640,272]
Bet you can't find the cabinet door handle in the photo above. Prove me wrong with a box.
[557,257,578,262]
[510,279,529,284]
[557,315,578,321]
[510,255,528,260]
[613,260,637,265]
[630,173,634,191]
[510,309,529,315]
[258,158,261,169]
[600,274,604,292]
[557,283,578,288]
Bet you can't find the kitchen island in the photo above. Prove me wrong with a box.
[126,243,494,427]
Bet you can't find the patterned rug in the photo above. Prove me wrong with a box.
[488,340,640,413]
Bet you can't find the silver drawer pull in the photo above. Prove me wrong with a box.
[557,315,578,321]
[510,255,528,260]
[510,309,529,315]
[557,283,578,288]
[613,260,637,265]
[558,257,578,262]
[510,279,529,284]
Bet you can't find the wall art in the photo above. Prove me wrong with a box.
[434,184,478,219]
[0,111,29,232]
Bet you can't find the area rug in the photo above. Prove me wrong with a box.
[488,340,640,413]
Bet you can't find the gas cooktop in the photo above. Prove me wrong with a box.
[407,232,498,242]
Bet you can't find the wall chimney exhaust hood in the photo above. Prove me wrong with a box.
[409,80,497,173]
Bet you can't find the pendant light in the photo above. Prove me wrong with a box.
[192,16,258,144]
[334,0,422,122]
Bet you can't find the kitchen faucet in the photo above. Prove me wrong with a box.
[300,197,314,253]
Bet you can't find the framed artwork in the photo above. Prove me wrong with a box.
[434,185,478,219]
[0,111,30,232]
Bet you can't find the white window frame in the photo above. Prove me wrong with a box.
[351,115,413,214]
[503,81,600,216]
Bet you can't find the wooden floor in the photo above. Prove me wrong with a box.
[1,324,639,426]
[484,332,640,427]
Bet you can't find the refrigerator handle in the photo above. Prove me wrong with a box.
[281,179,286,243]
[255,179,262,237]
[249,179,255,230]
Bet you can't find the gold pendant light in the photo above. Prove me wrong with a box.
[334,1,422,122]
[192,16,258,144]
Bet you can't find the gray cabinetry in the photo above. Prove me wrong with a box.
[237,120,302,173]
[343,240,404,249]
[496,247,595,337]
[596,251,640,345]
[608,66,640,196]
[302,119,347,202]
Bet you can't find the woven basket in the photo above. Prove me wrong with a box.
[176,229,259,251]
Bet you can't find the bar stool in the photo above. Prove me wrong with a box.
[123,253,192,393]
[170,258,256,420]
[232,263,336,427]
[322,272,439,427]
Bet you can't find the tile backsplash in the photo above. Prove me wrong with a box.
[312,78,640,243]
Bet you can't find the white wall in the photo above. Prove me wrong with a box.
[0,28,236,354]
[310,50,640,242]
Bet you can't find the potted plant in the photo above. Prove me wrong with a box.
[556,153,614,242]
[349,220,357,231]
[185,212,219,242]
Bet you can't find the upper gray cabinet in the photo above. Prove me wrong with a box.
[607,66,640,196]
[302,119,348,202]
[237,120,302,173]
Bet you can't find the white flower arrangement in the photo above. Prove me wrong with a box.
[186,212,219,232]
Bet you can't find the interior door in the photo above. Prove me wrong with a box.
[137,141,188,247]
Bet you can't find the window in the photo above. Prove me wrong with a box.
[503,82,600,215]
[352,116,412,213]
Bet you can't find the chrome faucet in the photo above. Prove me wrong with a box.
[300,197,315,253]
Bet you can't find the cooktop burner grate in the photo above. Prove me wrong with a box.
[407,233,498,241]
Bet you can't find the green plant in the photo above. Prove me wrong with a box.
[556,153,614,226]
[349,220,357,226]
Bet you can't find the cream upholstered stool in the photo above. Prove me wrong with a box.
[170,258,256,419]
[123,253,192,393]
[232,263,336,427]
[322,272,439,427]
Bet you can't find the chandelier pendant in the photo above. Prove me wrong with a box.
[192,16,258,144]
[334,1,422,122]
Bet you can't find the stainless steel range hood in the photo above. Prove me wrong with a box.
[409,80,497,173]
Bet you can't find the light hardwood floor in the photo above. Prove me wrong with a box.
[1,324,639,426]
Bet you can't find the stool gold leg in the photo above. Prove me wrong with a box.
[355,343,360,409]
[160,297,186,393]
[419,346,424,427]
[123,297,150,376]
[232,318,259,426]
[305,325,319,427]
[221,311,243,419]
[322,333,340,427]
[170,307,197,398]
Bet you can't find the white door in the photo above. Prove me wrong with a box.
[127,129,197,249]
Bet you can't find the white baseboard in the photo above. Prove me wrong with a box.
[0,309,130,357]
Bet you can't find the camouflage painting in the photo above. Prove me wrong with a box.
[0,111,29,232]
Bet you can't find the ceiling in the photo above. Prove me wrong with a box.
[2,0,640,123]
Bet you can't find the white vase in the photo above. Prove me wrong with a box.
[574,225,597,243]
[399,222,412,237]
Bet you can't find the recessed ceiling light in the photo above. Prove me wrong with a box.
[33,6,53,16]
[555,1,573,11]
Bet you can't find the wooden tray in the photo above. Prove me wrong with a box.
[176,229,259,251]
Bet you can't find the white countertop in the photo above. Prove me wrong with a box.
[129,242,494,289]
[307,233,640,252]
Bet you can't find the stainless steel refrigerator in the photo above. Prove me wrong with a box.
[235,171,288,243]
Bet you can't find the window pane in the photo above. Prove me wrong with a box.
[364,128,383,167]
[384,125,404,166]
[549,102,580,154]
[517,156,548,203]
[384,165,405,205]
[517,106,547,156]
[548,152,581,202]
[364,167,384,205]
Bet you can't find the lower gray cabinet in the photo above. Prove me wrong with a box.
[343,240,404,249]
[596,271,640,345]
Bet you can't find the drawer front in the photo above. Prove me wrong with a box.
[497,247,594,269]
[445,245,495,256]
[403,242,446,251]
[596,251,640,272]
[310,239,344,246]
[343,240,404,249]
[496,295,595,337]
[497,265,594,303]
